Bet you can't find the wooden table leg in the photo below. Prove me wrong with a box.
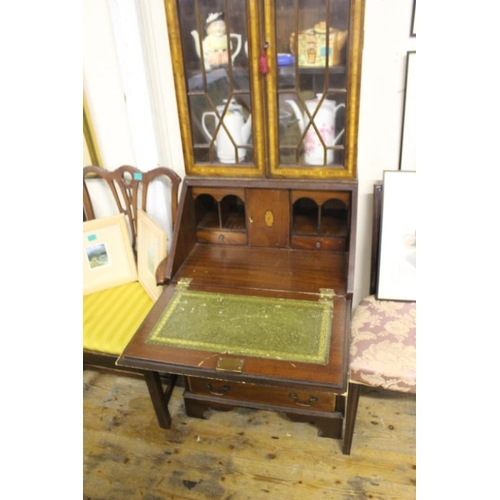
[342,382,361,455]
[143,371,175,429]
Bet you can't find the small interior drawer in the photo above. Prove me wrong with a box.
[197,229,248,245]
[291,235,346,251]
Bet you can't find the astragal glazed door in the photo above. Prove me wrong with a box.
[164,0,364,179]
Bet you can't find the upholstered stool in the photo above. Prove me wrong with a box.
[343,295,416,454]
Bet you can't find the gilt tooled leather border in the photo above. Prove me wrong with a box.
[146,289,333,364]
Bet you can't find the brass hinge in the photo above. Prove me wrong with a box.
[319,288,335,305]
[176,277,192,290]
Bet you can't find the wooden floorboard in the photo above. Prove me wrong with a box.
[83,368,416,500]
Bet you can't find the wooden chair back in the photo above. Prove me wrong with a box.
[84,165,181,251]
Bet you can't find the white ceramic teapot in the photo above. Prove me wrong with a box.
[191,12,242,71]
[286,95,345,165]
[202,99,252,163]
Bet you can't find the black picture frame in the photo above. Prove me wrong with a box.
[410,0,416,37]
[399,51,416,171]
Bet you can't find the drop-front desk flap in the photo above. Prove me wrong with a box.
[118,273,349,391]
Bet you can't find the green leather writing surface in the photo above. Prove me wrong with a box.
[146,289,333,364]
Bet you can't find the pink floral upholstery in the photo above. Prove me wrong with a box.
[349,295,416,393]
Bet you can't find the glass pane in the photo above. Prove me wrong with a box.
[275,0,350,168]
[177,0,253,166]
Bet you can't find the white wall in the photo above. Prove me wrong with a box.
[83,0,416,307]
[354,0,416,307]
[83,0,136,167]
[83,0,184,177]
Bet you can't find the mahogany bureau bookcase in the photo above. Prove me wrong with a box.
[118,0,365,447]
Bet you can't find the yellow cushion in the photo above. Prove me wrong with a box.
[83,281,154,355]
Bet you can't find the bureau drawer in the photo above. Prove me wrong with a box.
[187,377,337,412]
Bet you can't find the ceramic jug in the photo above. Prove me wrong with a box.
[286,95,345,165]
[202,99,252,163]
[191,13,242,71]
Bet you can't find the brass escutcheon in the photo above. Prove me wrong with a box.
[216,357,245,372]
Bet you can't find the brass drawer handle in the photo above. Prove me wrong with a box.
[289,393,318,407]
[205,383,230,396]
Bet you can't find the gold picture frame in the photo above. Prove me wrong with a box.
[83,214,137,295]
[137,210,168,300]
[83,94,102,167]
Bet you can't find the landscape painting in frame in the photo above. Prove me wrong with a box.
[137,209,168,300]
[377,171,416,301]
[83,213,137,295]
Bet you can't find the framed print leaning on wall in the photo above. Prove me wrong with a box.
[399,51,416,171]
[137,210,168,300]
[83,214,137,295]
[410,0,416,37]
[377,170,416,301]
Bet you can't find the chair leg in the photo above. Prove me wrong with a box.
[143,371,176,429]
[342,382,361,455]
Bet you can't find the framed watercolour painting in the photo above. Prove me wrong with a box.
[83,214,137,295]
[377,170,416,301]
[137,210,168,300]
